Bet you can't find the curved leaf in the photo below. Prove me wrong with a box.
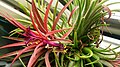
[52,0,73,30]
[0,42,25,49]
[44,0,53,32]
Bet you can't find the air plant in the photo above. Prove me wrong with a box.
[0,0,74,67]
[0,0,120,67]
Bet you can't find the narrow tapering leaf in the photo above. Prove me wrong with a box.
[61,27,74,39]
[2,36,24,41]
[50,39,72,43]
[33,43,44,57]
[45,49,52,67]
[74,31,78,48]
[0,42,25,49]
[10,45,36,67]
[32,0,46,33]
[27,48,46,67]
[0,49,33,59]
[46,28,70,36]
[0,13,27,31]
[44,0,53,32]
[30,11,45,38]
[53,0,58,21]
[68,6,79,26]
[18,2,30,16]
[103,5,111,19]
[52,0,73,30]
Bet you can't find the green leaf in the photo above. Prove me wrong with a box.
[73,31,78,48]
[53,0,58,22]
[54,52,61,67]
[17,2,30,16]
[85,54,100,65]
[76,47,93,59]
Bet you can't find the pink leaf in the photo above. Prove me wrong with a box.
[0,42,25,49]
[50,39,72,43]
[61,27,74,39]
[10,45,36,67]
[103,5,111,19]
[52,0,73,30]
[68,6,79,26]
[27,48,46,67]
[10,19,27,31]
[31,9,46,33]
[0,13,27,31]
[45,49,52,67]
[33,42,44,56]
[44,0,53,32]
[32,0,46,33]
[46,28,70,36]
[2,36,24,41]
[30,11,45,38]
[31,0,43,24]
[0,49,33,59]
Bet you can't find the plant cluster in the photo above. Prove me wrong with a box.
[0,0,120,67]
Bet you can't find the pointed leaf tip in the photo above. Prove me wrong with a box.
[10,45,36,67]
[44,0,53,32]
[32,0,46,33]
[52,0,73,30]
[103,5,111,19]
[0,42,25,49]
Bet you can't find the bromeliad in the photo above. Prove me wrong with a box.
[1,0,120,67]
[0,0,75,67]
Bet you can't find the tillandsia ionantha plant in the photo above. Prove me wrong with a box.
[0,0,120,67]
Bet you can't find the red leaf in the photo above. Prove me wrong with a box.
[2,36,24,41]
[10,19,27,31]
[30,11,46,38]
[31,0,43,25]
[52,0,73,30]
[0,14,27,31]
[45,49,52,67]
[27,48,46,67]
[44,0,53,32]
[68,6,79,26]
[61,27,74,39]
[32,0,46,33]
[50,39,72,43]
[103,5,111,19]
[0,42,25,49]
[46,28,70,36]
[31,10,46,33]
[0,49,33,59]
[0,13,17,27]
[10,45,36,67]
[33,42,44,56]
